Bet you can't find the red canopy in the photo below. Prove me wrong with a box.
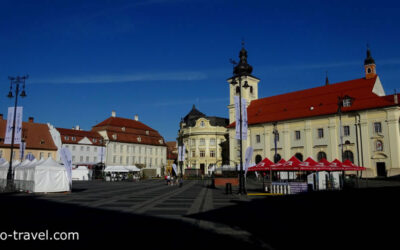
[247,156,366,172]
[247,157,274,172]
[342,159,366,171]
[299,157,319,171]
[328,159,345,171]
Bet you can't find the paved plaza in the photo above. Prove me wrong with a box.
[1,179,400,249]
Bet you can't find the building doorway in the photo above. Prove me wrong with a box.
[200,164,205,175]
[376,162,387,178]
[255,155,262,164]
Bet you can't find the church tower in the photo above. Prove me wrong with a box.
[364,46,377,79]
[227,44,260,124]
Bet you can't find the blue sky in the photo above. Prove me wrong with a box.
[1,0,400,142]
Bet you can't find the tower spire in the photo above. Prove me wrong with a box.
[325,71,329,86]
[364,44,377,79]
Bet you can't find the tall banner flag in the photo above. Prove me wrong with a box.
[98,147,106,163]
[172,164,178,176]
[19,141,26,160]
[60,147,73,188]
[234,97,248,140]
[4,107,23,144]
[242,98,248,140]
[178,145,185,162]
[244,147,253,176]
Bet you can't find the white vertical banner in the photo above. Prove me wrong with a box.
[234,96,240,139]
[19,141,26,160]
[178,145,185,162]
[172,163,178,175]
[4,106,23,144]
[244,146,253,176]
[241,98,248,140]
[98,147,106,163]
[60,147,73,188]
[234,97,248,140]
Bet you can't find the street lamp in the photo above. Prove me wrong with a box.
[5,75,28,192]
[272,122,279,191]
[230,43,252,195]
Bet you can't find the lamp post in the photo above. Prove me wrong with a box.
[230,43,252,195]
[272,122,279,190]
[5,75,28,192]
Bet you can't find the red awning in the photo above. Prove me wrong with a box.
[248,157,274,172]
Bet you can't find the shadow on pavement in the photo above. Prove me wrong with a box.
[187,186,400,250]
[0,194,262,249]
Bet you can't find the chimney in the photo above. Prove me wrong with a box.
[394,94,398,104]
[75,125,80,130]
[134,114,139,121]
[111,110,116,117]
[29,117,34,123]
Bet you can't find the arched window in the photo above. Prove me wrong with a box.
[294,153,303,161]
[343,150,354,163]
[376,140,383,151]
[317,151,327,161]
[274,154,281,163]
[255,155,262,164]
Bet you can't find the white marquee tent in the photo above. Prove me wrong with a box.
[72,166,91,181]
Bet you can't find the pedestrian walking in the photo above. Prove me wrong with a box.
[179,178,183,188]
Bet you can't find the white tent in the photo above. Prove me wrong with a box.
[104,166,129,172]
[125,165,140,172]
[22,157,70,193]
[0,160,20,189]
[72,166,90,181]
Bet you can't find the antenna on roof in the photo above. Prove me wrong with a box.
[325,71,329,86]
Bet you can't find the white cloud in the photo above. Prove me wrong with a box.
[30,71,208,84]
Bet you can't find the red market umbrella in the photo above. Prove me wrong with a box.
[247,157,274,172]
[299,157,319,171]
[342,159,366,171]
[329,159,345,171]
[316,158,333,171]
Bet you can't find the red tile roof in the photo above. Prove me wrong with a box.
[92,117,166,147]
[57,128,103,146]
[229,76,398,127]
[0,120,57,150]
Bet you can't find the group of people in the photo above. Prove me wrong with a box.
[165,175,183,187]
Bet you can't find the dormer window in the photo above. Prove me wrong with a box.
[93,138,97,143]
[146,130,149,135]
[112,134,117,140]
[40,139,45,145]
[200,121,205,127]
[65,136,69,140]
[343,98,352,107]
[122,127,126,132]
[71,137,76,141]
[137,136,141,142]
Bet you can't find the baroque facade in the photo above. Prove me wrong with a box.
[178,105,229,176]
[92,111,167,177]
[228,47,400,177]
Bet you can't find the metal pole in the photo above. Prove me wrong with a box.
[6,79,20,191]
[238,76,245,194]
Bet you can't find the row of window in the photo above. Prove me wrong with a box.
[112,155,164,166]
[0,150,52,160]
[190,150,216,158]
[255,122,383,143]
[189,138,217,146]
[72,156,97,163]
[65,145,100,152]
[64,136,102,144]
[112,144,165,156]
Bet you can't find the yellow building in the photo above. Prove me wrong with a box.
[178,105,229,176]
[228,47,400,178]
[0,116,58,161]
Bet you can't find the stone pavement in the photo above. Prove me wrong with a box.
[0,179,271,249]
[2,178,400,250]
